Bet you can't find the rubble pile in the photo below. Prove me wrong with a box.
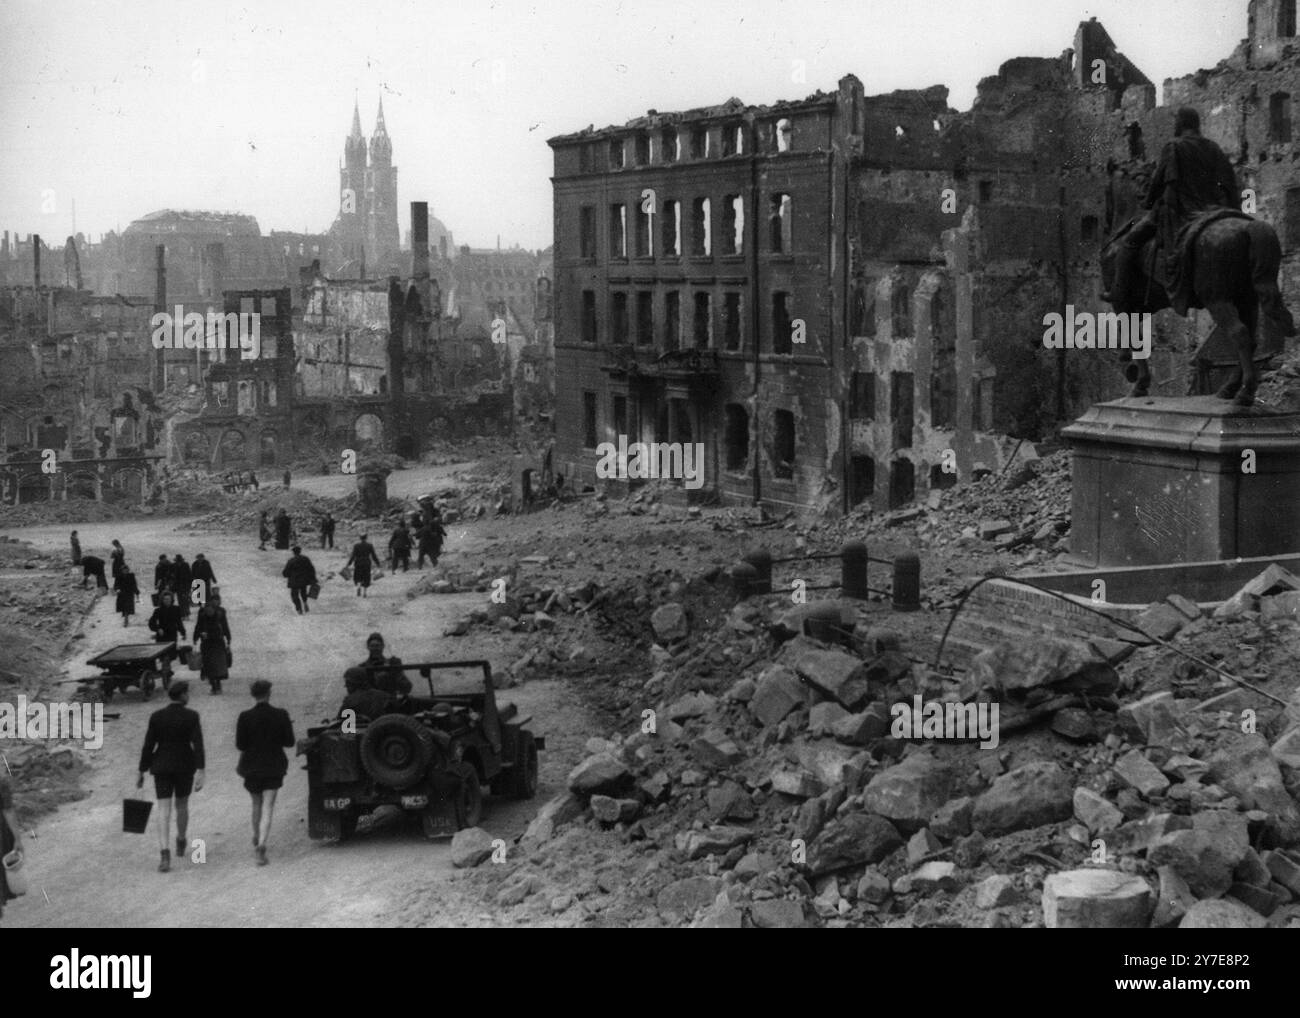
[452,561,1300,929]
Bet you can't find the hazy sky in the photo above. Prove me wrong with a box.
[0,0,1245,251]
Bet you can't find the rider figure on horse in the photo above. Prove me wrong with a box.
[1110,106,1239,311]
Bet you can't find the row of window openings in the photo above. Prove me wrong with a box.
[580,119,794,173]
[579,194,792,259]
[581,290,805,354]
[849,370,994,434]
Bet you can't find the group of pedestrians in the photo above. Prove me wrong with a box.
[137,679,293,871]
[258,508,295,552]
[387,506,447,572]
[221,471,259,493]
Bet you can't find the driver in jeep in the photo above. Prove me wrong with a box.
[338,668,397,721]
[359,633,412,697]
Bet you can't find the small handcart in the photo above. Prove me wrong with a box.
[82,641,189,701]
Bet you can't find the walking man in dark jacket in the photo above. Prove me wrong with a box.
[319,512,336,550]
[388,522,412,572]
[137,681,205,873]
[148,590,186,644]
[153,554,174,597]
[282,546,318,615]
[416,510,447,569]
[236,680,295,865]
[191,553,216,604]
[274,509,292,550]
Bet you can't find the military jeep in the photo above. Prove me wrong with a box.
[299,659,543,841]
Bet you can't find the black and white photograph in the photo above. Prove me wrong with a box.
[0,0,1296,985]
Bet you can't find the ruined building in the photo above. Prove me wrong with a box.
[549,8,1299,513]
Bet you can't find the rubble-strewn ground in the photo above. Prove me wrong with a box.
[4,421,1300,927]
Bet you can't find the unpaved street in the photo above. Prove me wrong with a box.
[5,499,591,927]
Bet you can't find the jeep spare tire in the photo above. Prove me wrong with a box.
[359,714,435,789]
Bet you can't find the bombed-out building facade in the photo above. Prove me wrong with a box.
[549,8,1300,512]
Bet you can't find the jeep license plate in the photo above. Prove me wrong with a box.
[400,794,429,809]
[323,797,352,811]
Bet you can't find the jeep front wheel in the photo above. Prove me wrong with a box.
[454,762,483,829]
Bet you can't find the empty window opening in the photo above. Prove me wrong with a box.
[579,206,596,258]
[850,455,875,506]
[692,197,712,256]
[978,180,993,203]
[775,118,792,152]
[609,203,627,258]
[663,199,682,257]
[929,463,957,490]
[693,292,712,348]
[581,290,597,344]
[609,138,624,169]
[849,371,875,420]
[722,122,743,156]
[636,291,654,345]
[690,126,709,158]
[891,282,911,336]
[723,195,745,255]
[888,459,915,508]
[662,127,679,162]
[723,292,742,351]
[1081,215,1099,242]
[634,131,650,165]
[772,410,796,480]
[724,404,749,471]
[1271,93,1292,143]
[637,202,654,257]
[610,291,629,345]
[612,394,628,438]
[891,371,914,448]
[1125,122,1145,160]
[769,193,793,253]
[1281,0,1297,36]
[772,291,793,354]
[583,391,598,448]
[665,291,681,350]
[850,282,868,335]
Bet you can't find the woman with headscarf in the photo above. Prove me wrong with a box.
[193,593,232,694]
[110,539,126,582]
[344,534,383,598]
[114,565,140,626]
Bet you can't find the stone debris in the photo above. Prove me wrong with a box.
[1042,869,1153,929]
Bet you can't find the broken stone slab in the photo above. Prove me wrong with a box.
[1178,899,1268,929]
[521,792,586,846]
[691,729,745,770]
[1134,602,1189,642]
[656,875,723,918]
[1042,869,1153,929]
[1271,727,1300,771]
[1151,866,1196,927]
[749,664,810,727]
[640,770,671,802]
[590,795,641,824]
[1149,825,1245,899]
[1227,882,1282,917]
[771,768,825,799]
[1118,691,1190,749]
[750,899,809,928]
[808,700,850,737]
[567,753,632,797]
[684,825,754,860]
[707,781,757,823]
[1260,591,1300,623]
[862,753,955,833]
[975,874,1020,908]
[910,860,958,894]
[1212,563,1300,620]
[1234,847,1273,889]
[807,812,903,877]
[1263,849,1300,897]
[796,742,857,788]
[778,637,870,710]
[650,602,689,643]
[449,826,496,868]
[1207,735,1300,842]
[692,893,745,929]
[979,519,1013,539]
[1051,707,1098,742]
[928,796,973,842]
[1113,750,1171,798]
[960,638,1117,699]
[665,690,718,721]
[1074,787,1124,834]
[1161,754,1208,783]
[830,704,890,746]
[724,677,756,703]
[972,760,1073,836]
[857,868,892,904]
[907,828,942,866]
[1109,812,1192,855]
[1165,593,1202,621]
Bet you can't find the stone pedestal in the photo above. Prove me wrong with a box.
[1062,397,1300,568]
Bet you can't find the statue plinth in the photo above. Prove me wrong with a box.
[1062,396,1300,568]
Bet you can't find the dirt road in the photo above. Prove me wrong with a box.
[4,494,592,927]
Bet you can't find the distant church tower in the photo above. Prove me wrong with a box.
[330,97,400,276]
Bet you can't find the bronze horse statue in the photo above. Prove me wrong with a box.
[1100,183,1294,408]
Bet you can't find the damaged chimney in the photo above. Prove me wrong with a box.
[412,201,429,279]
